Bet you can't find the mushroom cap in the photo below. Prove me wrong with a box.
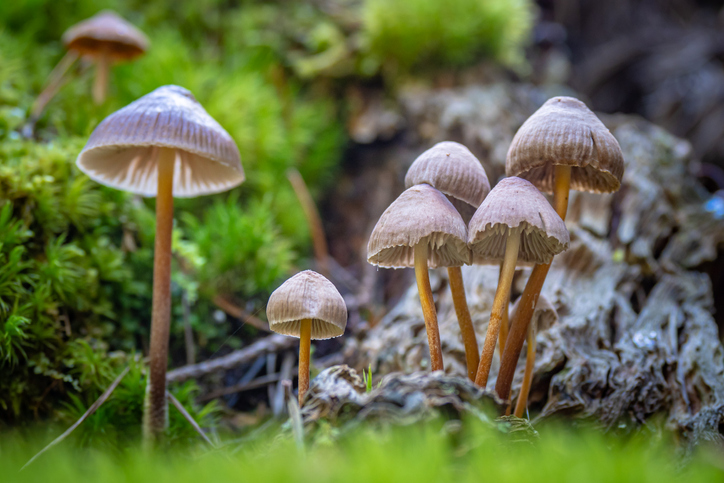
[511,294,558,332]
[468,177,569,265]
[267,270,347,340]
[405,141,491,210]
[506,96,624,194]
[76,85,244,198]
[62,10,149,61]
[367,184,470,268]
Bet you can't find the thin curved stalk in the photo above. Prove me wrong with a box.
[93,52,110,104]
[298,318,312,406]
[415,243,444,372]
[495,165,571,401]
[448,266,478,381]
[514,321,537,417]
[498,262,509,358]
[475,234,520,388]
[143,148,176,444]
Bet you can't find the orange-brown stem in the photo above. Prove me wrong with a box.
[495,165,571,401]
[498,263,509,359]
[475,233,520,388]
[298,318,312,406]
[514,321,537,417]
[415,243,444,372]
[448,266,478,381]
[143,148,175,444]
[93,52,110,105]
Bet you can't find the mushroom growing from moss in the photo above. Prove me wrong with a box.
[496,96,624,401]
[267,270,347,406]
[368,184,470,372]
[405,141,490,380]
[62,10,149,104]
[76,85,244,442]
[467,177,568,388]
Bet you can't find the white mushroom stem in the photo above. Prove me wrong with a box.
[93,50,110,105]
[495,164,572,401]
[514,320,538,418]
[447,266,478,381]
[475,232,520,387]
[414,243,444,372]
[298,318,312,406]
[143,148,175,443]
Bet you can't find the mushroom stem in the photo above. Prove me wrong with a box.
[498,262,509,358]
[298,318,312,406]
[514,321,537,418]
[495,165,571,401]
[447,266,478,381]
[93,52,110,105]
[28,51,79,123]
[475,233,520,387]
[414,243,444,372]
[143,148,175,443]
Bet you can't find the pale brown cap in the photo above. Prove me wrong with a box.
[62,10,149,61]
[76,85,244,198]
[506,97,624,194]
[511,294,558,332]
[367,184,470,268]
[405,141,491,215]
[267,270,347,339]
[468,177,569,264]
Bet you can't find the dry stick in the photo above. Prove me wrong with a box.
[514,322,538,418]
[198,372,290,402]
[448,266,479,381]
[298,318,312,406]
[20,366,130,471]
[498,263,509,358]
[414,243,444,372]
[475,234,520,388]
[213,295,270,331]
[24,51,80,136]
[495,165,571,401]
[93,50,110,104]
[143,148,176,442]
[167,391,215,447]
[287,168,329,278]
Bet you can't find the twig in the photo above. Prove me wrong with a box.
[20,366,130,471]
[287,168,330,278]
[198,371,295,402]
[273,352,295,417]
[166,334,295,382]
[213,295,270,332]
[167,391,215,447]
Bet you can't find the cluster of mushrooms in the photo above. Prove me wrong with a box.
[60,10,624,443]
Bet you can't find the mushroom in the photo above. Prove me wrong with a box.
[511,295,557,418]
[368,184,470,372]
[62,10,149,104]
[76,85,244,442]
[267,270,347,406]
[405,141,490,381]
[467,177,568,388]
[495,96,624,400]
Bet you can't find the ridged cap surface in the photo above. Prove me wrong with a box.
[468,177,569,264]
[367,184,470,268]
[511,294,558,331]
[405,141,491,209]
[267,271,347,340]
[506,97,624,194]
[62,10,149,60]
[76,85,244,197]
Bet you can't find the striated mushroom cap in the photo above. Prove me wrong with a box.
[76,85,244,198]
[511,294,558,332]
[267,270,347,340]
[368,184,470,268]
[468,177,569,265]
[506,97,624,194]
[62,10,149,61]
[405,141,490,220]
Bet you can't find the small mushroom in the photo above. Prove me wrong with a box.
[267,270,347,406]
[512,295,557,418]
[368,184,470,372]
[496,97,625,401]
[62,10,149,104]
[468,177,568,388]
[405,141,491,381]
[77,85,244,442]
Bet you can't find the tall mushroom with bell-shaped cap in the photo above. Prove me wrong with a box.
[468,177,568,388]
[405,141,490,380]
[62,10,149,104]
[76,85,244,442]
[368,184,470,372]
[496,96,624,400]
[267,270,347,406]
